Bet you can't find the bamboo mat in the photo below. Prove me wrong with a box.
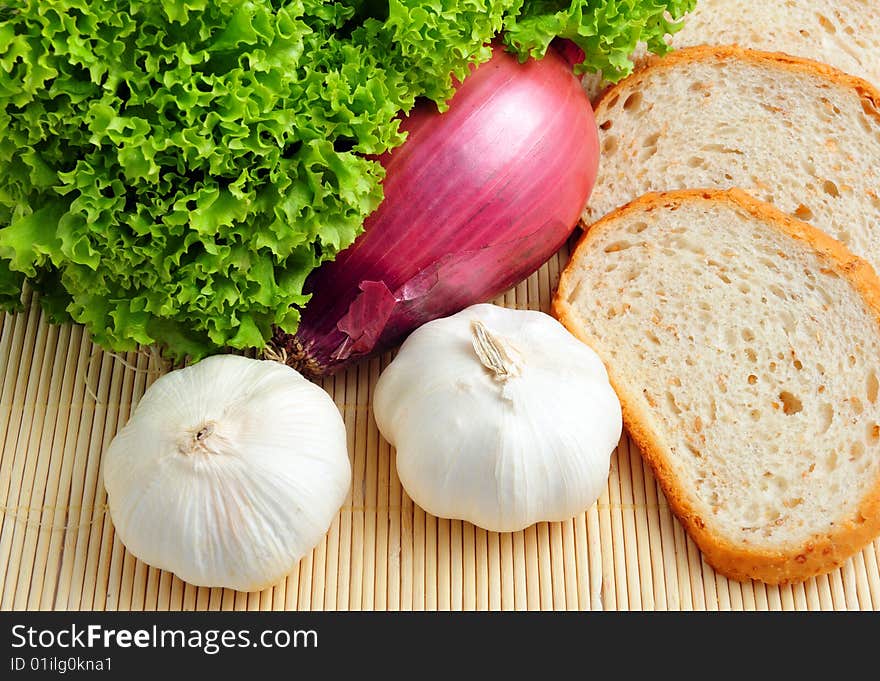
[2,242,880,612]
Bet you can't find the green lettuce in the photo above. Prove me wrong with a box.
[0,0,693,360]
[505,1,696,80]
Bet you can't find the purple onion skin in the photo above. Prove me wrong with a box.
[277,44,599,377]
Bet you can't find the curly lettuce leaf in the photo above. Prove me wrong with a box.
[0,1,394,358]
[504,0,696,81]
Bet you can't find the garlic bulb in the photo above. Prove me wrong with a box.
[103,355,351,592]
[373,303,622,533]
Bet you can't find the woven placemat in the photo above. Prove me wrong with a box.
[2,243,879,610]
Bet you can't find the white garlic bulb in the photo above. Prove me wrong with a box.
[374,303,622,533]
[103,354,351,592]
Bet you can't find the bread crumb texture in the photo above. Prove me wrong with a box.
[670,0,880,88]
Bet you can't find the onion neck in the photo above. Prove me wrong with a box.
[471,320,522,381]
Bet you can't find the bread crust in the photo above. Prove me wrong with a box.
[553,188,880,584]
[593,45,880,128]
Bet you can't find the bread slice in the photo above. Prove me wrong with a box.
[668,0,880,88]
[582,0,880,100]
[585,46,880,279]
[553,188,880,584]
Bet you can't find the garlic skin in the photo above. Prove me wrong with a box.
[374,303,622,533]
[103,355,351,592]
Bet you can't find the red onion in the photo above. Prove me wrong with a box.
[272,44,599,377]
